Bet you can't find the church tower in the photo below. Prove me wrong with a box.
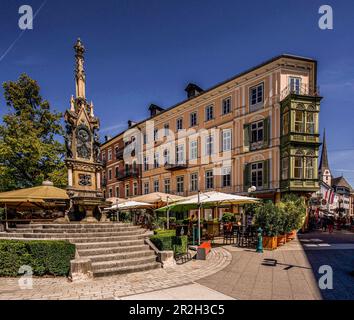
[64,38,106,222]
[319,129,332,186]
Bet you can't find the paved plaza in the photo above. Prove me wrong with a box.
[0,230,353,300]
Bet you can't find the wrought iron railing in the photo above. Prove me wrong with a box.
[280,84,320,101]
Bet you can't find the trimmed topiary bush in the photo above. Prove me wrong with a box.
[150,234,188,254]
[0,240,76,277]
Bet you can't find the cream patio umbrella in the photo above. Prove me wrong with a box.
[108,200,154,211]
[130,192,184,207]
[156,191,260,245]
[131,192,185,229]
[0,181,69,209]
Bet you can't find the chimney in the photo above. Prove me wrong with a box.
[128,120,137,128]
[185,83,203,99]
[148,104,164,117]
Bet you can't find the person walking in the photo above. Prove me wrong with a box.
[328,216,334,233]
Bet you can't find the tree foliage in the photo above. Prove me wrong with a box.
[0,74,67,191]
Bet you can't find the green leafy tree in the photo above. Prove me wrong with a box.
[0,74,67,191]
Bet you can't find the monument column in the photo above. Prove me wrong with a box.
[64,38,108,223]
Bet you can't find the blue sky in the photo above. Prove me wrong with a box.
[0,0,353,186]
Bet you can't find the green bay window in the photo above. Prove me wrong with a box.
[281,156,289,180]
[282,111,289,135]
[294,155,303,179]
[305,157,314,179]
[294,110,304,133]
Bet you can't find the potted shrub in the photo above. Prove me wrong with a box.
[255,202,281,250]
[279,195,307,241]
[276,207,290,246]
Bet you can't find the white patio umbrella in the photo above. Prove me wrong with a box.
[156,191,259,245]
[113,200,154,211]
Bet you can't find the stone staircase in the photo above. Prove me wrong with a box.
[0,223,161,277]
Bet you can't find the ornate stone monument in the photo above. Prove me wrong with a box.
[64,39,107,223]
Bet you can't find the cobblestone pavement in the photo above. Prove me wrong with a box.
[0,247,232,300]
[197,231,354,300]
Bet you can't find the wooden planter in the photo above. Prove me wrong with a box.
[277,234,286,246]
[263,236,278,250]
[286,230,297,241]
[206,222,220,237]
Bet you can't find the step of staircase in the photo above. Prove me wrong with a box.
[87,250,156,263]
[1,222,161,277]
[78,244,150,256]
[74,239,145,250]
[93,262,161,277]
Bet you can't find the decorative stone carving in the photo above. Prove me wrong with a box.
[78,174,92,186]
[93,129,101,163]
[76,124,91,159]
[64,123,74,158]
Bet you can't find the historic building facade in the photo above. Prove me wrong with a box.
[310,130,353,217]
[101,54,321,203]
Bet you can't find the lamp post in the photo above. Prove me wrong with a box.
[246,186,257,230]
[116,198,119,222]
[166,196,170,230]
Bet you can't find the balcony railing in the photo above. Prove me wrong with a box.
[115,149,124,160]
[280,84,320,101]
[117,169,140,180]
[164,161,188,171]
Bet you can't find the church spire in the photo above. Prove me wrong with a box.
[319,129,329,171]
[74,38,86,99]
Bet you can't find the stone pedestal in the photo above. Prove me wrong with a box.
[70,258,93,282]
[158,251,176,268]
[100,212,109,222]
[81,208,98,223]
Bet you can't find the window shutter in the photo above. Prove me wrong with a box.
[243,163,251,191]
[263,159,270,189]
[263,117,270,147]
[243,124,250,151]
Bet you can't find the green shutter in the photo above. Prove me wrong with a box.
[244,163,251,191]
[263,159,270,189]
[243,124,250,150]
[263,117,270,147]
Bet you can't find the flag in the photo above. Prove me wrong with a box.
[330,191,335,204]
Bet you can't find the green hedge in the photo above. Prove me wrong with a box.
[150,234,188,254]
[0,240,76,277]
[153,229,176,236]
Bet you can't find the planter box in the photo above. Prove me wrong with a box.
[286,230,297,241]
[206,222,220,237]
[277,235,286,246]
[263,236,278,250]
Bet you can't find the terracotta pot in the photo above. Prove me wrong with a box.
[263,236,278,250]
[277,234,286,246]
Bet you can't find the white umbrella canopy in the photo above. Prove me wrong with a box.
[109,200,154,211]
[156,191,259,212]
[130,192,185,206]
[182,191,259,206]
